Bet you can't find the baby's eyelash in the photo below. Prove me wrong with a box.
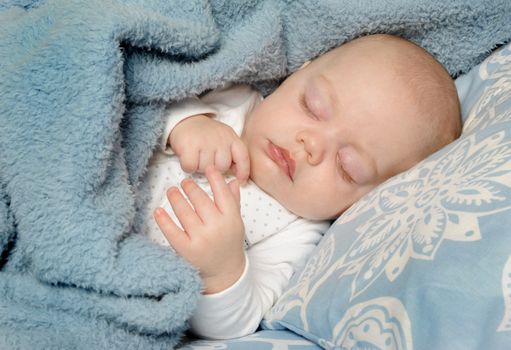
[337,156,356,184]
[341,168,355,184]
[299,94,318,120]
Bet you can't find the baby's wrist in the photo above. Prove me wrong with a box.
[202,259,246,295]
[168,114,211,146]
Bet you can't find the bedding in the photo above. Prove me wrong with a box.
[179,330,321,350]
[1,0,511,349]
[261,41,511,350]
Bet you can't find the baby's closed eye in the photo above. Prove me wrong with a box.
[337,148,374,185]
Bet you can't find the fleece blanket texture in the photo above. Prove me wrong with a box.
[0,0,510,348]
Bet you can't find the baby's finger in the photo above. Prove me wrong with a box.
[227,179,241,206]
[205,165,236,213]
[214,148,232,174]
[179,151,199,174]
[231,142,250,184]
[181,178,217,222]
[198,149,215,173]
[166,186,201,232]
[153,208,190,253]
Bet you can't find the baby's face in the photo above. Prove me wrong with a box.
[242,43,429,220]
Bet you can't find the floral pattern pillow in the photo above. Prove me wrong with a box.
[262,42,511,350]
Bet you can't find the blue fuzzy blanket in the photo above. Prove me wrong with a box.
[0,0,510,349]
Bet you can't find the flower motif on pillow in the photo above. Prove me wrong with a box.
[341,128,511,299]
[318,297,413,350]
[462,44,511,133]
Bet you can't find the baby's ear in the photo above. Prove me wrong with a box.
[299,61,311,70]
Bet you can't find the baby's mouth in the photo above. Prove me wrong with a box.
[267,141,296,180]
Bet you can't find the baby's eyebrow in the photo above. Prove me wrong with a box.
[315,74,337,113]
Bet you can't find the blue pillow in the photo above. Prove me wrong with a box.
[263,42,511,349]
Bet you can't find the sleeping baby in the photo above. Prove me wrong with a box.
[143,34,461,339]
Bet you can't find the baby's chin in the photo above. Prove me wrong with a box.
[286,196,353,221]
[298,209,342,221]
[273,195,344,221]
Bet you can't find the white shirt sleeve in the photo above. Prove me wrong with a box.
[189,219,329,339]
[159,84,261,154]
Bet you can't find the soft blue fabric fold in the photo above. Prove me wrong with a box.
[0,0,509,348]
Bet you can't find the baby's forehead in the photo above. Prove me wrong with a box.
[316,36,434,77]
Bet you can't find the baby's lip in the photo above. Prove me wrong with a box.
[267,141,296,180]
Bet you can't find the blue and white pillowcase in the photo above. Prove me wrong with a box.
[263,42,511,350]
[179,330,322,350]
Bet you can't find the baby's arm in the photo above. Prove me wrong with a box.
[189,218,327,339]
[154,166,327,339]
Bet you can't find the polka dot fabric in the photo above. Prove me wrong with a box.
[144,154,298,248]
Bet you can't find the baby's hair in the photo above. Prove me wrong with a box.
[374,34,461,158]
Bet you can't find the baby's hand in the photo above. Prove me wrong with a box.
[168,115,250,184]
[154,166,246,294]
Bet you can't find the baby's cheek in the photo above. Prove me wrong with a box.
[352,184,377,205]
[294,188,350,220]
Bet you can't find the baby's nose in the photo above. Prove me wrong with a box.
[307,147,324,165]
[297,130,326,166]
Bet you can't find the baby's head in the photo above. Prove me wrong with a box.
[241,34,461,220]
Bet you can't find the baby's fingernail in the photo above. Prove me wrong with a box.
[167,186,179,195]
[181,177,191,184]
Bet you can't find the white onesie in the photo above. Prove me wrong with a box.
[143,84,329,339]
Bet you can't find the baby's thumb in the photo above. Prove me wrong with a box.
[227,179,241,205]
